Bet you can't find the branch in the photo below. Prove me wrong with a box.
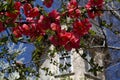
[105,4,120,20]
[90,45,120,50]
[75,49,94,68]
[100,17,107,43]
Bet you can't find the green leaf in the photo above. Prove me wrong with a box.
[114,31,120,35]
[90,58,94,64]
[93,69,97,76]
[59,64,63,68]
[66,63,71,67]
[81,53,87,58]
[80,39,85,47]
[89,30,96,36]
[6,0,14,10]
[11,34,18,44]
[88,68,94,72]
[97,66,103,72]
[37,36,43,42]
[0,36,8,45]
[1,37,8,42]
[117,0,120,2]
[101,20,106,26]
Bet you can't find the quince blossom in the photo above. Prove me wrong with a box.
[85,0,104,18]
[23,3,39,18]
[50,30,80,51]
[43,0,53,8]
[73,19,92,37]
[67,0,81,18]
[6,2,21,22]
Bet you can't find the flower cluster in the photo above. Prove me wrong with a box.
[50,30,80,51]
[0,0,104,51]
[6,2,21,22]
[43,0,54,8]
[85,0,104,18]
[13,10,60,38]
[67,0,81,18]
[23,3,39,18]
[73,19,92,37]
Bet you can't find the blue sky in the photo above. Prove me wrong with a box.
[35,0,61,12]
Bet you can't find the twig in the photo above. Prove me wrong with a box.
[105,4,120,20]
[90,45,120,50]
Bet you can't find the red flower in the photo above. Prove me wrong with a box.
[21,24,30,36]
[50,23,61,32]
[13,24,36,38]
[64,33,80,51]
[89,0,104,6]
[28,7,39,17]
[0,21,5,32]
[6,2,21,20]
[50,30,72,47]
[67,0,81,18]
[48,10,60,22]
[37,15,51,33]
[68,8,81,18]
[73,19,92,37]
[59,31,72,46]
[14,2,21,10]
[26,17,34,23]
[85,0,104,18]
[67,0,78,10]
[13,26,22,38]
[28,23,38,38]
[6,12,19,19]
[49,30,80,51]
[43,0,53,8]
[23,3,39,17]
[23,3,32,16]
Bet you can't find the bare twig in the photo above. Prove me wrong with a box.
[105,4,120,20]
[90,45,120,50]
